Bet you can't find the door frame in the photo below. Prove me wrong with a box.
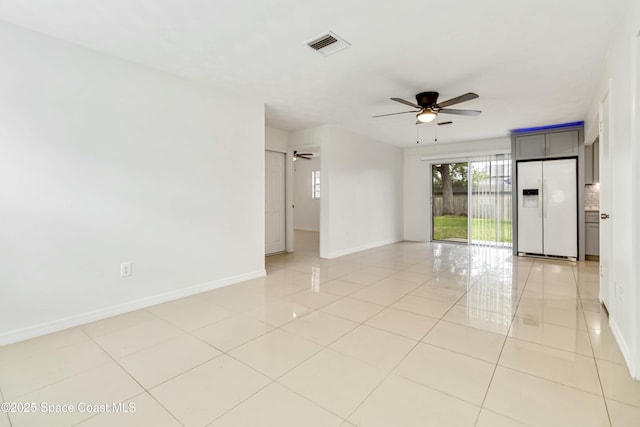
[286,144,322,254]
[420,149,511,245]
[599,85,613,310]
[632,30,640,379]
[428,153,513,246]
[265,150,286,255]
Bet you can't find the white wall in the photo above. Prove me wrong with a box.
[288,126,404,258]
[289,127,329,149]
[0,23,265,344]
[584,0,640,378]
[265,126,289,152]
[321,127,404,258]
[404,137,511,241]
[293,156,320,232]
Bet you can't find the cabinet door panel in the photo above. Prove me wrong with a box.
[585,212,600,223]
[546,131,578,157]
[585,223,600,255]
[516,135,546,159]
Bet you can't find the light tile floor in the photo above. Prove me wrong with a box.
[1,231,639,426]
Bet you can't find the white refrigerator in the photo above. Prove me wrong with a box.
[517,158,577,258]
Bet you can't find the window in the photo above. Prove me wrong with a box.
[312,170,320,199]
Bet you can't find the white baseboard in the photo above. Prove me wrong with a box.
[0,269,266,346]
[294,228,319,232]
[609,317,637,379]
[322,238,401,259]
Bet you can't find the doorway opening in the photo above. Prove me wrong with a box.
[292,146,321,256]
[431,155,512,247]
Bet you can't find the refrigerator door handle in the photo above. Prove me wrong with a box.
[538,179,543,218]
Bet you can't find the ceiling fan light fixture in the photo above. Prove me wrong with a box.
[417,109,437,123]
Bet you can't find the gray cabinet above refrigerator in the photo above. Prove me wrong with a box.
[514,130,579,160]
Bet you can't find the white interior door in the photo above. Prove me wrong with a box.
[265,151,286,255]
[517,161,543,254]
[542,159,577,258]
[599,94,611,308]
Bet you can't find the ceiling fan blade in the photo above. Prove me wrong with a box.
[390,97,422,109]
[372,110,419,118]
[436,92,479,108]
[293,150,313,159]
[415,120,453,126]
[438,108,481,116]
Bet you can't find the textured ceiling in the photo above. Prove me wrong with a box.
[0,0,630,146]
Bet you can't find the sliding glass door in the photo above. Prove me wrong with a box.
[432,154,512,247]
[432,162,469,243]
[469,155,512,247]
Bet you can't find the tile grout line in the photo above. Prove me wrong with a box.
[6,327,181,427]
[268,244,513,422]
[143,291,346,424]
[339,328,430,423]
[198,272,408,427]
[473,257,535,427]
[470,260,613,425]
[7,244,597,426]
[494,364,612,399]
[203,299,384,425]
[0,386,14,427]
[82,328,187,427]
[267,277,432,423]
[492,267,616,398]
[273,275,445,423]
[0,330,95,368]
[339,258,497,423]
[264,246,606,424]
[1,331,121,401]
[141,263,427,427]
[572,265,614,427]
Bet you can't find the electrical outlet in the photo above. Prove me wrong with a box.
[120,262,132,277]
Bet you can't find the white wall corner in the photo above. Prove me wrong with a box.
[609,317,637,379]
[322,238,401,259]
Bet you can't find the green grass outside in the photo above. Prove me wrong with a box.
[433,215,512,243]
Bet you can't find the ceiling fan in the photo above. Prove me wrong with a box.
[373,91,481,125]
[293,150,314,160]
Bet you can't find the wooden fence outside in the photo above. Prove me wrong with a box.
[432,193,512,219]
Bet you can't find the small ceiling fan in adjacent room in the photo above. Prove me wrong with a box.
[373,91,481,125]
[293,150,314,161]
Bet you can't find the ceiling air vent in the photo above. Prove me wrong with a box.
[307,31,350,56]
